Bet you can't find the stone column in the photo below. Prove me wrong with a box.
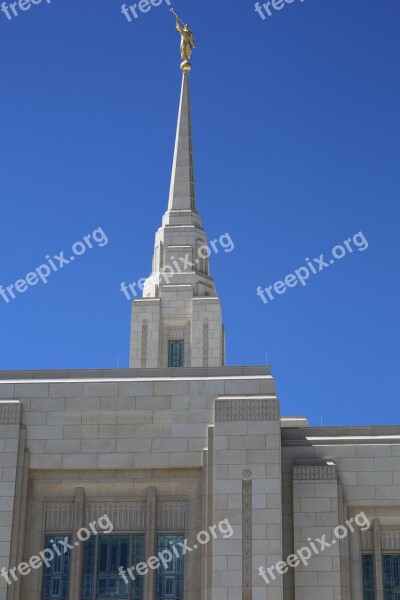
[338,485,350,600]
[68,488,85,600]
[348,518,363,600]
[213,395,282,600]
[373,518,384,600]
[0,401,22,600]
[144,487,156,600]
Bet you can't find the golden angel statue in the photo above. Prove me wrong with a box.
[170,8,195,68]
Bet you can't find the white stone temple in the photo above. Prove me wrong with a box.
[0,60,399,600]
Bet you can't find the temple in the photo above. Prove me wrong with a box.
[0,44,399,600]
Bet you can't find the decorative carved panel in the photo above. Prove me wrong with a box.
[361,530,373,551]
[168,329,185,341]
[216,398,279,422]
[85,502,146,531]
[157,501,186,531]
[46,502,75,532]
[203,321,209,368]
[193,299,220,305]
[381,529,400,551]
[293,465,337,480]
[141,321,148,369]
[0,401,21,424]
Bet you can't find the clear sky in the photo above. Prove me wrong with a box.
[1,0,399,426]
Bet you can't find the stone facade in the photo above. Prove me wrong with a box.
[0,373,399,600]
[0,367,278,600]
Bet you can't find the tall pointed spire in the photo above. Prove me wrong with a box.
[129,20,225,369]
[141,70,216,297]
[168,73,196,212]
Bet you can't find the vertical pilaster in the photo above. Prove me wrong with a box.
[130,300,161,368]
[144,487,156,600]
[0,401,22,600]
[242,477,252,600]
[141,321,148,368]
[8,427,29,600]
[293,464,342,600]
[201,449,208,600]
[373,518,384,600]
[338,485,350,600]
[206,426,214,600]
[202,320,209,368]
[68,487,85,600]
[349,519,363,600]
[213,395,282,600]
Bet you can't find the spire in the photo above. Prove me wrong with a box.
[168,73,196,212]
[129,23,225,369]
[141,70,216,297]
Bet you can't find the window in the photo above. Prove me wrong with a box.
[157,536,183,600]
[43,536,71,600]
[168,341,184,368]
[362,554,374,600]
[362,553,400,599]
[82,535,144,600]
[384,555,400,599]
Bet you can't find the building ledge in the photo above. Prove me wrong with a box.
[282,424,400,445]
[0,365,272,383]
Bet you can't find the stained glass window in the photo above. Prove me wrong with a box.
[82,535,144,600]
[82,536,96,599]
[384,555,400,599]
[157,536,184,600]
[168,341,184,367]
[362,554,374,600]
[131,536,145,600]
[43,536,71,600]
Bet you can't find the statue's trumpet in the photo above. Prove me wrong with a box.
[169,7,185,25]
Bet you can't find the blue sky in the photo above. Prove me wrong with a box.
[0,0,399,426]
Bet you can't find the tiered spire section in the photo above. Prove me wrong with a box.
[129,70,225,369]
[168,73,196,212]
[142,71,216,297]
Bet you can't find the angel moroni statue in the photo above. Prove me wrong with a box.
[170,7,195,72]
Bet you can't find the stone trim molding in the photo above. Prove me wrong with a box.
[293,465,337,481]
[157,501,186,531]
[133,299,161,306]
[216,397,279,422]
[165,226,204,234]
[163,285,192,292]
[193,298,220,305]
[0,365,270,382]
[85,501,146,531]
[46,502,75,531]
[0,400,21,424]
